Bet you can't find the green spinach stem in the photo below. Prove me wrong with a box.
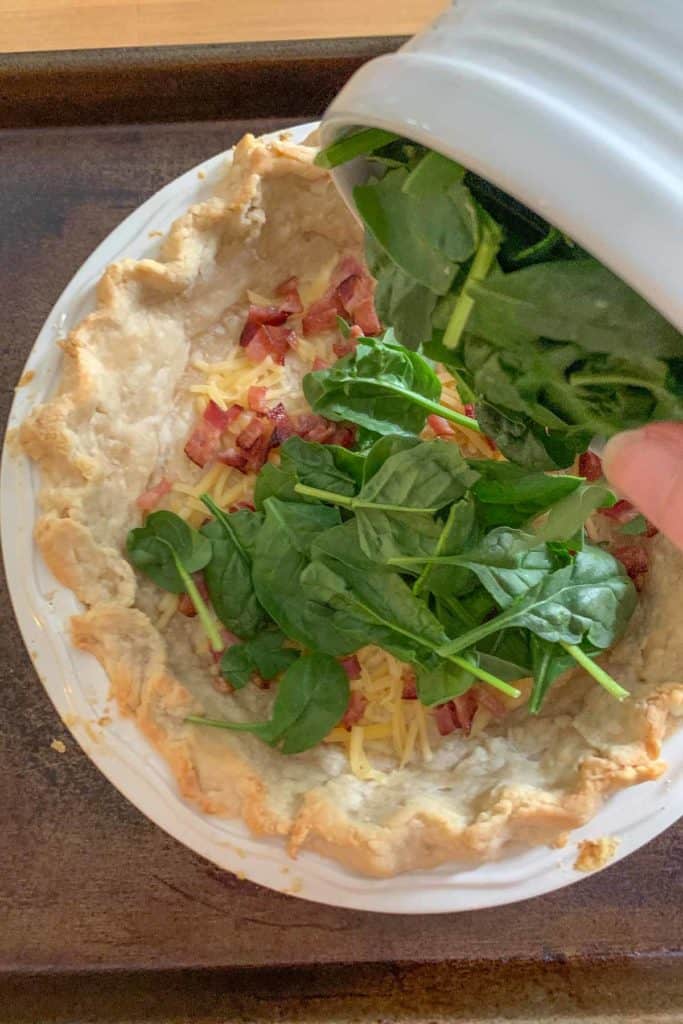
[293,483,436,513]
[442,223,501,350]
[560,643,629,700]
[446,654,521,698]
[174,557,223,653]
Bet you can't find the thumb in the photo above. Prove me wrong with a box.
[602,422,683,550]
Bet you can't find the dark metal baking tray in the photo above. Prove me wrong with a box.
[0,39,681,1024]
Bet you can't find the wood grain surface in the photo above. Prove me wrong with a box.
[0,0,445,54]
[0,49,681,1024]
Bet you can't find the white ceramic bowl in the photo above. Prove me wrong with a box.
[3,122,682,913]
[321,0,683,332]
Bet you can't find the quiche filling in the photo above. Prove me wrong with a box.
[20,132,683,876]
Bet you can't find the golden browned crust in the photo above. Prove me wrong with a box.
[20,133,683,876]
[574,837,620,872]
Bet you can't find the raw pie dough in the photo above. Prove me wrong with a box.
[19,134,683,876]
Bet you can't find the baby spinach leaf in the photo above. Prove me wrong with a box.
[188,652,350,755]
[620,514,648,536]
[280,436,364,495]
[200,497,267,639]
[415,657,476,707]
[477,629,533,683]
[475,400,586,471]
[254,462,306,509]
[469,259,682,359]
[251,499,373,657]
[470,461,583,527]
[529,636,575,713]
[221,628,299,689]
[411,497,479,600]
[439,546,637,655]
[531,481,615,547]
[367,233,437,348]
[303,334,479,437]
[314,127,399,169]
[355,509,444,567]
[361,433,420,483]
[127,510,212,593]
[126,510,221,652]
[354,167,466,294]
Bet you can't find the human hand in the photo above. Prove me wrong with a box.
[603,422,683,550]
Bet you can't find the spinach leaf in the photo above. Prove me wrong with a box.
[280,436,364,495]
[620,514,648,536]
[470,461,583,527]
[469,259,682,359]
[200,497,267,639]
[354,166,471,294]
[220,628,299,689]
[529,636,575,713]
[361,434,420,483]
[126,510,221,652]
[251,499,373,656]
[439,546,637,655]
[412,497,479,599]
[532,482,616,546]
[188,652,349,755]
[367,233,437,348]
[302,333,480,437]
[314,127,399,169]
[355,509,443,567]
[475,400,586,471]
[416,657,476,707]
[127,510,212,592]
[254,462,308,508]
[477,629,533,683]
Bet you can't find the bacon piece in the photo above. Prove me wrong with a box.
[136,477,172,510]
[612,544,649,589]
[217,447,249,472]
[599,498,639,524]
[302,419,337,444]
[184,401,243,467]
[302,299,339,337]
[428,414,457,438]
[341,655,362,681]
[402,670,417,701]
[229,500,256,512]
[331,425,356,449]
[312,356,331,371]
[275,276,303,314]
[336,272,381,336]
[579,450,603,481]
[463,403,476,419]
[211,628,241,664]
[239,305,289,348]
[342,690,368,730]
[243,324,296,365]
[237,416,267,451]
[472,686,507,719]
[266,402,296,445]
[435,703,458,736]
[435,691,480,737]
[248,386,268,413]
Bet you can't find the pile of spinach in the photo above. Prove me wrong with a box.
[127,434,636,753]
[316,130,683,469]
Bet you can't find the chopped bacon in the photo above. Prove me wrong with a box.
[428,414,457,438]
[229,500,256,512]
[239,305,289,348]
[211,628,241,664]
[275,276,303,314]
[294,412,355,448]
[248,386,268,413]
[302,298,339,337]
[243,324,297,365]
[341,655,362,681]
[266,402,296,445]
[237,416,267,451]
[599,498,639,524]
[302,419,336,444]
[212,676,234,695]
[302,255,381,337]
[402,670,417,701]
[178,575,210,618]
[136,477,172,510]
[612,544,649,589]
[472,686,507,719]
[217,447,249,472]
[342,690,368,730]
[336,271,382,336]
[184,401,243,467]
[435,691,479,737]
[485,435,498,453]
[579,451,603,481]
[435,703,458,736]
[463,403,476,419]
[312,356,331,371]
[331,425,356,449]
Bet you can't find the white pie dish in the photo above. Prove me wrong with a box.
[2,122,681,912]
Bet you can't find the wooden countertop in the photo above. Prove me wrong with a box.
[0,0,445,53]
